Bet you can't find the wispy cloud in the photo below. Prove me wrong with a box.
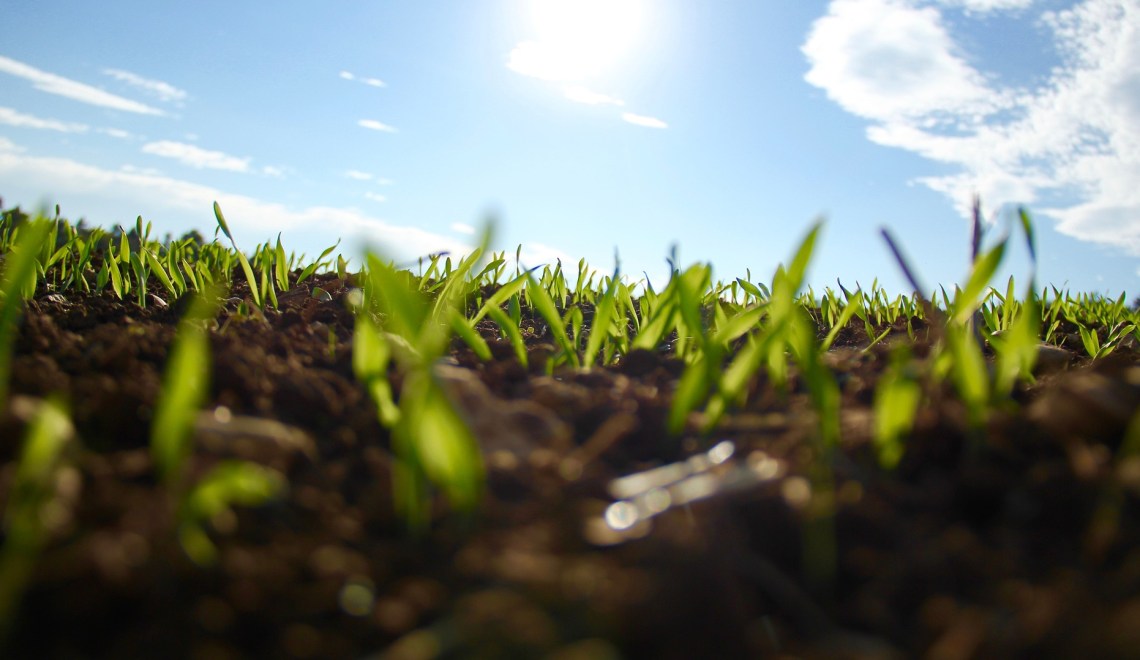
[0,146,471,261]
[0,106,88,133]
[0,137,24,153]
[802,0,1140,256]
[102,68,187,104]
[364,192,387,203]
[141,140,250,172]
[450,222,476,235]
[358,119,397,133]
[0,55,164,116]
[98,127,133,140]
[345,169,374,181]
[339,70,386,88]
[261,165,285,178]
[563,85,625,106]
[938,0,1034,12]
[621,112,668,129]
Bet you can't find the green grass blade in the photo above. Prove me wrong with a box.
[450,308,491,361]
[0,219,53,405]
[0,397,74,641]
[953,241,1006,325]
[525,270,579,368]
[470,273,528,325]
[212,201,235,244]
[486,305,528,367]
[151,291,219,491]
[144,249,178,298]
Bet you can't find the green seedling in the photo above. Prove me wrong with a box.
[151,287,284,564]
[0,218,54,406]
[525,267,580,370]
[0,397,75,645]
[213,202,262,309]
[151,292,217,491]
[873,349,922,469]
[354,248,485,530]
[177,461,285,566]
[583,257,622,368]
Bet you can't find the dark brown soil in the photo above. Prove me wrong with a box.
[3,273,1140,659]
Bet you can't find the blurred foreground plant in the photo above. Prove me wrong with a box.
[151,287,285,565]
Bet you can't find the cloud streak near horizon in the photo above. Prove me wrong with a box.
[802,0,1140,256]
[141,140,251,172]
[0,106,88,133]
[0,138,469,261]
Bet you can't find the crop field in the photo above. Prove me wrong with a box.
[1,199,1138,658]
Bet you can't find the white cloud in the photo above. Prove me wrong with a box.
[262,165,285,178]
[803,0,1140,256]
[937,0,1034,12]
[563,85,625,106]
[517,242,580,272]
[0,148,471,261]
[102,68,187,104]
[802,0,1005,122]
[621,112,668,129]
[450,222,476,235]
[0,56,164,115]
[364,192,387,203]
[99,127,133,139]
[0,137,24,153]
[0,106,88,133]
[358,119,397,133]
[119,164,164,176]
[141,140,250,172]
[340,70,386,88]
[345,169,373,181]
[375,177,394,186]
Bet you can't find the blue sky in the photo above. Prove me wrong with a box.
[1,0,1137,298]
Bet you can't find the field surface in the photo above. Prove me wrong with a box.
[2,210,1140,658]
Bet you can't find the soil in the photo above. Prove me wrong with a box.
[2,272,1140,659]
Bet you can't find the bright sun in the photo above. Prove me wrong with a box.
[510,0,643,82]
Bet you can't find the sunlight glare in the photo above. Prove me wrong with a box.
[510,0,643,82]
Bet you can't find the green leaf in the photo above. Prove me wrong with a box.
[364,254,432,352]
[0,397,74,634]
[450,309,491,361]
[873,358,921,470]
[1078,323,1101,358]
[486,305,528,367]
[144,249,177,297]
[274,233,289,291]
[525,270,579,367]
[668,354,714,435]
[213,201,235,244]
[471,273,528,325]
[946,325,989,427]
[820,293,863,351]
[583,285,617,367]
[151,292,219,490]
[235,250,261,309]
[179,460,285,566]
[954,241,1006,325]
[296,240,340,284]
